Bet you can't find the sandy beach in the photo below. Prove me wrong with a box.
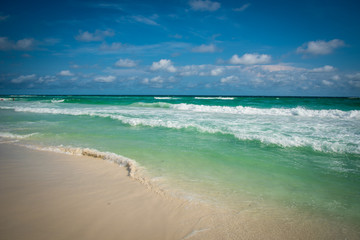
[0,143,358,240]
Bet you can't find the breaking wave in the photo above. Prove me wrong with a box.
[173,104,360,120]
[2,103,359,120]
[1,105,359,154]
[129,103,360,120]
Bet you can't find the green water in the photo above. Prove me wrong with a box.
[0,95,359,226]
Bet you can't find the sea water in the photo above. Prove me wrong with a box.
[0,95,359,226]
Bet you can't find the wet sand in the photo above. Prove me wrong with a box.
[0,143,358,240]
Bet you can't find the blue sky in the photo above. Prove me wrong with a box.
[1,0,360,96]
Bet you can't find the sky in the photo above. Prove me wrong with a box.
[1,0,360,96]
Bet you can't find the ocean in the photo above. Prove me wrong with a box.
[0,95,359,227]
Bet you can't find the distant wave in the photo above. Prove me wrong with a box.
[195,97,234,100]
[51,99,65,103]
[154,97,179,100]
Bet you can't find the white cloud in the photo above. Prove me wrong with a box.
[94,75,116,82]
[150,76,164,83]
[347,73,360,80]
[75,29,114,42]
[142,76,176,88]
[332,75,340,81]
[230,53,271,65]
[142,78,149,84]
[150,59,176,72]
[179,64,206,76]
[322,80,333,86]
[192,44,218,53]
[189,0,221,11]
[132,15,159,26]
[346,72,360,88]
[0,37,35,51]
[59,70,74,76]
[349,81,360,88]
[311,65,335,72]
[115,59,137,68]
[297,39,345,55]
[233,3,250,12]
[0,37,12,50]
[15,38,35,50]
[37,75,57,83]
[11,74,36,83]
[71,64,81,69]
[210,67,224,76]
[221,75,239,83]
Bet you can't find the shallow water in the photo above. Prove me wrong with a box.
[0,95,359,227]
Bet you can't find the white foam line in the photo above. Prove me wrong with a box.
[195,97,234,100]
[1,106,359,154]
[16,143,168,196]
[2,104,359,120]
[0,132,38,139]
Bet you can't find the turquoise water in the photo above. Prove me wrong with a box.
[0,95,359,225]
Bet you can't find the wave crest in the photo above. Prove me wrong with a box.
[171,104,360,120]
[1,105,359,154]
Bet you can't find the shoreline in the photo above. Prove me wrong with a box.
[0,143,359,239]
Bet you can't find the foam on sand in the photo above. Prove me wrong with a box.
[19,144,163,193]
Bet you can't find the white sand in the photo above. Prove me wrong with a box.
[0,143,358,239]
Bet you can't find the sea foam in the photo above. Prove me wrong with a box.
[0,132,38,139]
[1,104,359,154]
[18,144,163,191]
[170,104,360,120]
